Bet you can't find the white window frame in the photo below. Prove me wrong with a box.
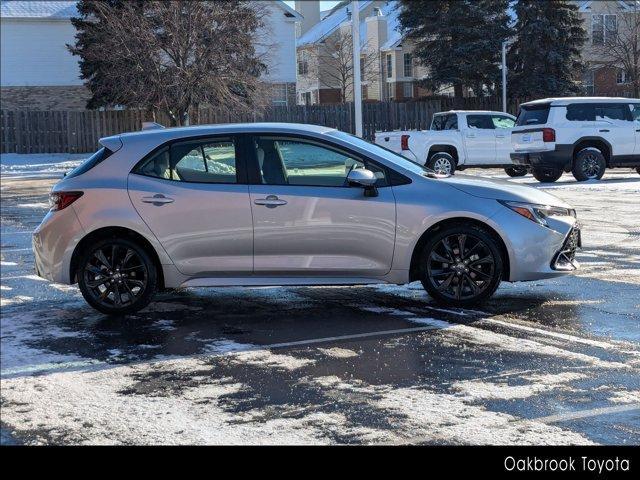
[582,69,595,95]
[403,53,413,78]
[592,14,617,45]
[386,54,393,79]
[272,83,288,107]
[387,82,394,100]
[616,69,628,85]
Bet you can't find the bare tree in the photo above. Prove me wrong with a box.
[314,30,379,103]
[588,2,640,97]
[70,1,270,125]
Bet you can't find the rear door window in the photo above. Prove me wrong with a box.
[516,105,550,126]
[431,114,458,131]
[566,104,595,122]
[467,115,495,129]
[596,103,632,122]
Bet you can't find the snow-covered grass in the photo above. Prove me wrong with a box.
[0,153,87,179]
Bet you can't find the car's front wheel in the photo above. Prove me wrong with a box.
[572,148,605,181]
[77,238,157,315]
[419,225,503,307]
[532,167,563,183]
[426,152,456,175]
[504,166,528,177]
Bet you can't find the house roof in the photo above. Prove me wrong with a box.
[297,0,374,47]
[0,0,302,20]
[0,1,78,19]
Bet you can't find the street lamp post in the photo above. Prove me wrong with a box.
[501,40,508,113]
[352,1,363,137]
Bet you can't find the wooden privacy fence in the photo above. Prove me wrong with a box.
[0,97,530,154]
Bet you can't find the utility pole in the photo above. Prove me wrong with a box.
[352,1,363,137]
[501,40,508,113]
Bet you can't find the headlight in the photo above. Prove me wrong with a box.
[499,200,576,227]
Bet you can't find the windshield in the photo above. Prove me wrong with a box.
[328,130,434,177]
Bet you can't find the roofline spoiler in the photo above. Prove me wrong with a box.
[142,122,166,131]
[98,135,123,153]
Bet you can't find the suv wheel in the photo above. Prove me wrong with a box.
[532,167,563,183]
[504,166,528,177]
[572,148,606,181]
[419,225,503,307]
[427,152,456,175]
[77,238,157,315]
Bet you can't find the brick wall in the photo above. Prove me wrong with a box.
[0,86,90,110]
[593,67,635,97]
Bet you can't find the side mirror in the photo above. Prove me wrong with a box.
[347,169,378,197]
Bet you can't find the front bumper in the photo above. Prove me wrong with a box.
[511,145,573,171]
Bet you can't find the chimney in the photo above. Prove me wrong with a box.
[295,0,321,36]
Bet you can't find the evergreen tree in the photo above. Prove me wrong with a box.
[398,0,510,100]
[508,0,586,98]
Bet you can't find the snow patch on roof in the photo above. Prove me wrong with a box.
[297,0,374,47]
[0,1,78,19]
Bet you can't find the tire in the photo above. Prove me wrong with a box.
[426,152,456,175]
[572,148,606,181]
[504,166,528,177]
[532,167,563,183]
[418,224,503,307]
[77,237,158,315]
[636,167,640,175]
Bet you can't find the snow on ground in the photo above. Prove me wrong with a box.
[0,153,87,179]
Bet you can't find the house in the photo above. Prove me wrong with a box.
[295,0,447,105]
[575,0,639,97]
[0,0,302,110]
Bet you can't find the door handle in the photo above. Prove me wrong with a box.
[254,195,287,208]
[599,129,610,132]
[466,133,476,138]
[496,134,506,138]
[141,194,174,205]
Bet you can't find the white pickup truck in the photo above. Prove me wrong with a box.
[374,110,526,176]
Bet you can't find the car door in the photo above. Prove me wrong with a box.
[490,114,516,164]
[247,135,396,277]
[464,114,497,165]
[594,103,635,160]
[127,136,254,276]
[632,103,640,155]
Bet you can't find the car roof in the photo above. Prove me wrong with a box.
[435,110,513,115]
[100,122,338,150]
[521,97,639,107]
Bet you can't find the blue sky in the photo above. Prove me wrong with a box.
[283,1,342,12]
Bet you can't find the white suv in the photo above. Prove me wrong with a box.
[511,97,640,182]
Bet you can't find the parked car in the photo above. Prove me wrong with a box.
[374,110,526,177]
[33,123,580,314]
[511,97,640,182]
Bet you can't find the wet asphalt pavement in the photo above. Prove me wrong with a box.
[1,169,639,445]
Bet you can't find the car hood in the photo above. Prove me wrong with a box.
[440,174,572,208]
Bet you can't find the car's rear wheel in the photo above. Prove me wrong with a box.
[504,166,528,177]
[419,225,503,307]
[572,148,605,181]
[532,167,563,183]
[77,238,157,315]
[427,152,456,175]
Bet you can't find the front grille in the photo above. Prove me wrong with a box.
[551,226,581,271]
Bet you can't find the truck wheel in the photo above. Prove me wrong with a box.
[504,166,528,177]
[427,152,456,175]
[572,148,605,181]
[532,167,562,183]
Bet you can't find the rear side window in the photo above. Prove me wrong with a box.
[431,114,458,130]
[466,115,495,129]
[631,104,640,121]
[596,103,632,121]
[135,139,237,184]
[566,104,595,121]
[66,147,112,178]
[516,105,550,126]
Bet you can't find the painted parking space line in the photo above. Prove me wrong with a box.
[530,403,640,424]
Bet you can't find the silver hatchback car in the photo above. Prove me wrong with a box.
[33,123,580,314]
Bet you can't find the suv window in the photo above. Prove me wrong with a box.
[596,103,632,122]
[631,104,640,122]
[253,136,387,187]
[516,105,550,126]
[467,115,495,129]
[566,103,595,121]
[431,114,458,131]
[136,139,237,183]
